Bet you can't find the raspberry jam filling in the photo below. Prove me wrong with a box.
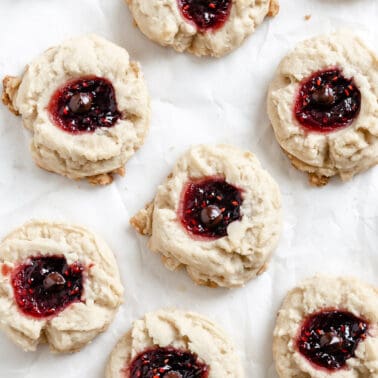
[294,68,361,132]
[180,177,242,239]
[11,255,84,318]
[177,0,232,31]
[128,347,209,378]
[297,310,368,370]
[48,76,121,134]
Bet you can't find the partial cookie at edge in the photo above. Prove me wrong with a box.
[105,308,244,378]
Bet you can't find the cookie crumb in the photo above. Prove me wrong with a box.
[268,0,280,17]
[113,167,126,177]
[308,173,329,187]
[2,76,21,115]
[304,14,311,21]
[87,167,125,185]
[87,173,114,185]
[130,202,154,236]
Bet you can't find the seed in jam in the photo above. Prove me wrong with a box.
[177,0,232,31]
[180,177,242,239]
[294,68,361,132]
[297,310,368,370]
[128,347,209,378]
[11,255,84,318]
[48,76,121,134]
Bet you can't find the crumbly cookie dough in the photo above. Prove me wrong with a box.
[106,308,244,378]
[273,276,378,377]
[0,221,124,352]
[131,144,282,288]
[267,32,378,186]
[126,0,279,58]
[2,34,150,184]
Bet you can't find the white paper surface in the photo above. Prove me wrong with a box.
[0,0,377,377]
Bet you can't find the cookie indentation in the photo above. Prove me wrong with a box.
[294,69,361,132]
[177,0,232,31]
[128,347,209,378]
[180,177,242,239]
[48,76,121,133]
[297,310,368,370]
[11,255,84,318]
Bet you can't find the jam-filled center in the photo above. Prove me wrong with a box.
[48,76,121,134]
[11,255,84,318]
[177,0,232,31]
[297,310,368,370]
[180,177,242,239]
[294,68,361,132]
[128,347,209,378]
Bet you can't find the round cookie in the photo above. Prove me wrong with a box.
[273,276,378,377]
[130,144,282,288]
[126,0,279,58]
[106,308,244,377]
[2,34,150,185]
[267,32,378,186]
[0,221,124,352]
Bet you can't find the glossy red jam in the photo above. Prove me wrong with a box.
[297,310,368,370]
[177,0,232,31]
[180,177,242,239]
[11,255,84,318]
[294,69,361,132]
[128,347,209,378]
[48,76,121,134]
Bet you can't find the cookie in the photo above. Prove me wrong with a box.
[267,32,378,186]
[131,144,282,288]
[126,0,279,58]
[273,276,378,377]
[0,221,124,352]
[2,34,150,185]
[106,308,244,378]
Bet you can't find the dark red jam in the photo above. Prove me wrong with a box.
[294,68,361,132]
[297,310,368,370]
[48,76,121,134]
[180,177,242,239]
[11,255,84,318]
[128,347,209,378]
[177,0,232,31]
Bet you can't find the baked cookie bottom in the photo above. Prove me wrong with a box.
[284,149,378,187]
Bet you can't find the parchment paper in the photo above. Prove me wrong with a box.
[0,0,377,377]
